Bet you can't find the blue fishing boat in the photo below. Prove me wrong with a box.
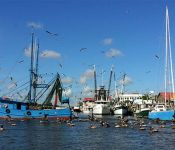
[148,5,175,121]
[0,33,72,120]
[148,104,174,120]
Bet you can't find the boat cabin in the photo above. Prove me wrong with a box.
[0,97,29,111]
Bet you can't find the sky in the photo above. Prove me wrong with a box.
[0,0,175,105]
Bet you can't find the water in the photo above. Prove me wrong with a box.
[0,114,175,150]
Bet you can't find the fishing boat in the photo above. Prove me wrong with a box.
[93,86,111,115]
[148,6,175,121]
[92,66,113,115]
[0,33,72,120]
[113,103,128,115]
[135,105,150,118]
[82,98,95,114]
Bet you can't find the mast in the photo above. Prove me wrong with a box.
[121,73,126,94]
[165,5,175,105]
[93,65,97,100]
[29,33,34,103]
[107,66,113,100]
[33,39,39,103]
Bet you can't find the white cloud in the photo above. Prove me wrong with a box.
[61,77,73,84]
[119,76,132,85]
[27,22,43,29]
[24,47,31,57]
[40,50,61,59]
[80,69,94,84]
[103,38,113,45]
[105,48,122,58]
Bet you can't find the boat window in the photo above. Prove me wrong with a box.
[17,103,21,110]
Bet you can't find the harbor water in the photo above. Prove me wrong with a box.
[0,114,175,150]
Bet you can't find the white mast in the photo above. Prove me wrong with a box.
[165,5,168,105]
[165,5,175,105]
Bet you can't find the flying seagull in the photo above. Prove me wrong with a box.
[46,30,58,36]
[59,64,62,68]
[155,55,159,59]
[18,60,24,63]
[80,48,87,52]
[146,70,151,74]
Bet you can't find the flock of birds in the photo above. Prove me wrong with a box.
[1,115,175,136]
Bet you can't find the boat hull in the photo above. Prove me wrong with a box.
[93,104,110,115]
[0,107,72,120]
[113,108,127,115]
[148,110,175,121]
[135,110,149,117]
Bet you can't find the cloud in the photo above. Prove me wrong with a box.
[40,50,61,59]
[103,38,113,45]
[80,69,94,84]
[61,77,73,84]
[24,47,31,57]
[27,22,43,29]
[119,76,132,85]
[105,48,122,58]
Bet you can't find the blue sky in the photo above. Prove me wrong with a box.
[0,0,175,104]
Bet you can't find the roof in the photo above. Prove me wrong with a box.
[158,92,175,100]
[83,97,95,102]
[0,97,29,105]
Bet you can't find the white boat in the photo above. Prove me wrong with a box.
[82,98,95,114]
[93,100,110,115]
[92,85,111,115]
[113,103,127,115]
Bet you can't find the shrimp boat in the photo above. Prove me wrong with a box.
[92,66,112,115]
[0,33,72,120]
[93,86,111,115]
[148,6,175,121]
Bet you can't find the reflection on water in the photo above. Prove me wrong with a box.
[0,115,175,150]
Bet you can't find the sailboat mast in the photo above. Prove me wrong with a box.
[166,5,175,105]
[165,6,168,105]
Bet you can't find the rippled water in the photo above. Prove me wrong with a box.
[0,114,175,150]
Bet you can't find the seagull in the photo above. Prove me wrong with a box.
[59,64,62,68]
[18,60,24,63]
[80,48,87,52]
[46,30,58,36]
[146,70,151,74]
[155,55,159,59]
